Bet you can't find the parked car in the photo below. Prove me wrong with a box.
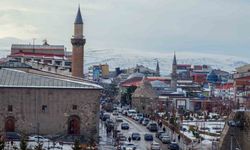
[4,132,21,141]
[113,110,119,116]
[161,135,171,144]
[150,141,161,150]
[142,118,150,126]
[105,119,114,129]
[155,130,165,138]
[131,133,141,141]
[102,113,110,121]
[116,116,123,122]
[159,133,168,141]
[147,122,158,132]
[168,142,179,150]
[29,135,50,142]
[121,123,130,130]
[127,109,137,117]
[121,142,137,150]
[144,134,153,141]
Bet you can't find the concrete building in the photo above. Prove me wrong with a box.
[71,6,86,78]
[0,67,102,143]
[234,64,250,109]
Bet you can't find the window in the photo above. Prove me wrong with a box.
[72,105,77,110]
[42,105,48,112]
[8,105,13,112]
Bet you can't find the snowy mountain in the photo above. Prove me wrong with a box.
[0,49,249,75]
[85,49,249,75]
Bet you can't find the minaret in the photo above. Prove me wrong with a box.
[71,6,86,78]
[156,60,160,77]
[171,52,177,90]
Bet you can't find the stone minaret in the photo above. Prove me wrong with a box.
[171,53,177,90]
[156,60,160,77]
[71,6,85,78]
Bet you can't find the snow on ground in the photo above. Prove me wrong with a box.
[6,141,73,150]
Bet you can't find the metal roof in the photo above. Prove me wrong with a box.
[0,68,102,89]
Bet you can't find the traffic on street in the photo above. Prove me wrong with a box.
[99,105,184,150]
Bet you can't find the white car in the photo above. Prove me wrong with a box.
[151,141,161,150]
[116,116,123,122]
[29,135,50,142]
[121,142,136,150]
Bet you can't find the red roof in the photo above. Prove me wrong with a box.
[217,83,233,89]
[120,77,170,87]
[10,52,64,58]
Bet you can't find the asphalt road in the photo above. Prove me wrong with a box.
[112,114,169,150]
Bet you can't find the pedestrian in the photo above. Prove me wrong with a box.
[159,121,162,128]
[178,135,180,142]
[163,127,166,132]
[128,136,131,142]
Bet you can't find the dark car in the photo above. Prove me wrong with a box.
[5,132,21,141]
[168,142,179,150]
[144,134,153,141]
[142,118,150,126]
[121,123,129,130]
[131,133,141,141]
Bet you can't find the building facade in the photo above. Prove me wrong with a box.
[0,68,101,143]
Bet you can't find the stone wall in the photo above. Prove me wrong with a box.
[0,87,100,142]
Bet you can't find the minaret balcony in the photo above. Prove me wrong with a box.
[71,38,86,46]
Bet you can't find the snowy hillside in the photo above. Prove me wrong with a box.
[0,49,249,75]
[85,49,249,75]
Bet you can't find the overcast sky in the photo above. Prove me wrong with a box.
[0,0,250,57]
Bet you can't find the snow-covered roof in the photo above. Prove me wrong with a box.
[0,68,102,89]
[127,72,144,79]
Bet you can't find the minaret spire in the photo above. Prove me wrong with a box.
[156,60,160,77]
[75,5,83,24]
[171,52,177,91]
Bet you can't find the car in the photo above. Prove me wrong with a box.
[168,142,179,150]
[159,133,168,141]
[144,134,153,141]
[116,116,123,122]
[113,110,119,116]
[142,118,150,126]
[121,142,137,150]
[155,130,165,138]
[122,110,128,116]
[127,109,137,117]
[138,117,144,124]
[131,133,141,141]
[4,132,21,141]
[160,135,171,144]
[147,122,158,132]
[150,141,161,150]
[29,135,50,142]
[102,113,110,121]
[121,123,130,130]
[105,119,115,129]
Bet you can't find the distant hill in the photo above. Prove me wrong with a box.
[0,49,248,75]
